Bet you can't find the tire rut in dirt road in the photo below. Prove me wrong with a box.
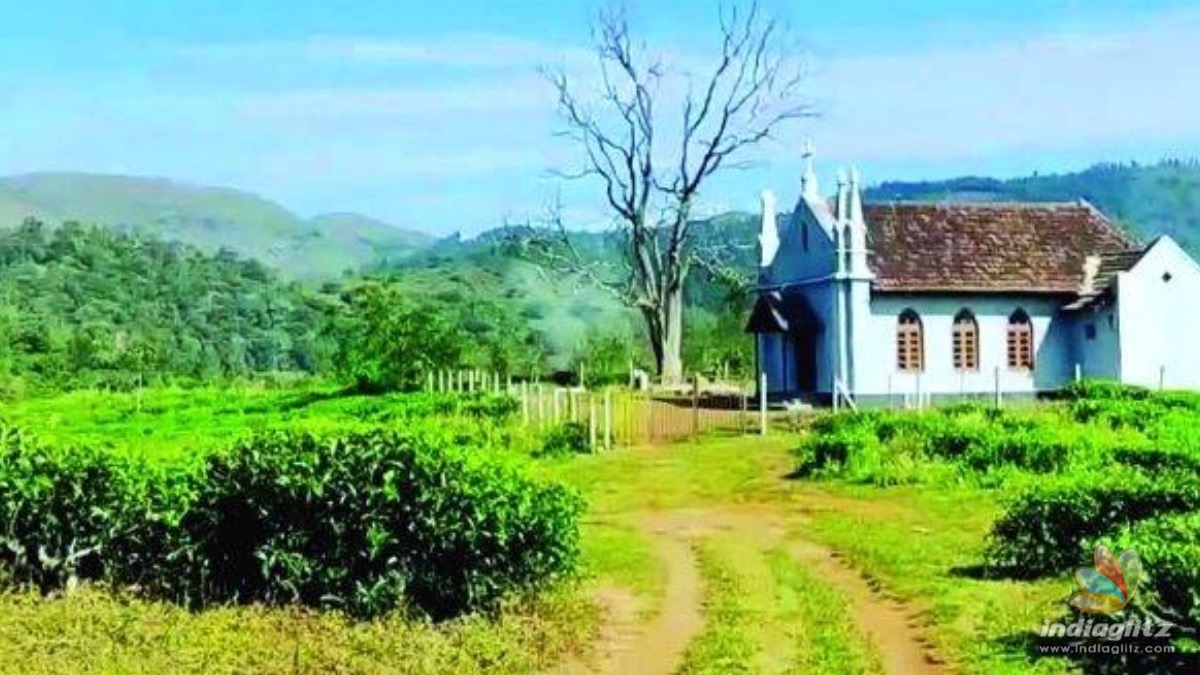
[789,540,950,675]
[609,519,705,675]
[548,518,704,675]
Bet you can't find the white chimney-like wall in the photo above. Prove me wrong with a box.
[759,189,780,268]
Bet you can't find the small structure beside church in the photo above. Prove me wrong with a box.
[747,149,1200,406]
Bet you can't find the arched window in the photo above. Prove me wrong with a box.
[896,309,924,372]
[952,309,979,371]
[1007,309,1034,371]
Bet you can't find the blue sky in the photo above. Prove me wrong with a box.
[0,1,1197,234]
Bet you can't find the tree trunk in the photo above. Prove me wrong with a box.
[659,286,685,384]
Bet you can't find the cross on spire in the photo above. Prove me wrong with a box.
[801,139,820,200]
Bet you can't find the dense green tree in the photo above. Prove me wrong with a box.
[328,282,463,392]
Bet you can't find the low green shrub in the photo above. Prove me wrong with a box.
[1115,511,1200,628]
[178,428,581,618]
[0,425,582,620]
[986,470,1200,578]
[536,422,591,458]
[796,407,1119,483]
[1060,380,1153,402]
[1113,444,1200,474]
[0,427,188,592]
[793,414,882,476]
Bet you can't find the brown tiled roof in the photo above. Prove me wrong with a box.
[1062,245,1149,310]
[865,202,1137,293]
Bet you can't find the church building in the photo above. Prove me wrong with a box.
[746,150,1200,406]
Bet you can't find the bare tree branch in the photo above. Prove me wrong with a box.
[517,1,811,380]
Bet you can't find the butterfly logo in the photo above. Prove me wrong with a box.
[1068,545,1141,614]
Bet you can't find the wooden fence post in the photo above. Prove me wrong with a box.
[646,387,654,443]
[553,388,562,423]
[536,384,545,427]
[589,396,597,452]
[740,388,748,435]
[759,372,768,436]
[521,382,530,426]
[604,389,613,451]
[691,374,700,443]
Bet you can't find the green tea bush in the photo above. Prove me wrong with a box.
[177,428,581,618]
[796,408,1112,483]
[1115,512,1200,627]
[1064,380,1200,432]
[793,413,882,476]
[0,427,191,592]
[337,392,519,422]
[536,422,590,458]
[1060,379,1153,402]
[986,470,1200,578]
[0,425,582,620]
[1113,444,1200,474]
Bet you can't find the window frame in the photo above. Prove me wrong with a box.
[1006,309,1035,371]
[896,309,925,373]
[952,309,979,372]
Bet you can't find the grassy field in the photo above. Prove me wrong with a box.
[0,384,1193,674]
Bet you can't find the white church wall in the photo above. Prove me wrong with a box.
[1072,305,1121,381]
[852,294,1072,398]
[1116,236,1200,389]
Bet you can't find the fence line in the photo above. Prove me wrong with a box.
[425,368,795,450]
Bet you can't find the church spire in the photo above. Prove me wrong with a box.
[800,140,820,201]
[848,166,865,228]
[834,168,850,223]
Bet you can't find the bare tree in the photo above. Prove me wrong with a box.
[526,2,809,383]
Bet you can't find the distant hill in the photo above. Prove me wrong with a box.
[865,160,1200,254]
[0,173,431,279]
[5,160,1197,285]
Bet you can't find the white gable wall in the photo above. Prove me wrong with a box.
[1116,237,1200,389]
[769,197,838,283]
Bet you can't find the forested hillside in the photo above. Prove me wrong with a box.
[866,160,1200,253]
[0,173,430,278]
[0,219,333,392]
[0,218,656,395]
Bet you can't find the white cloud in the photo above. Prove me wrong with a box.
[805,7,1200,163]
